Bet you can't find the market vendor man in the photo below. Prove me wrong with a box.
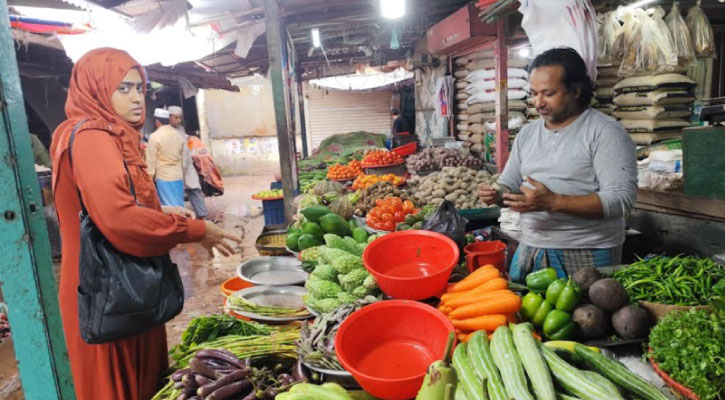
[478,47,637,282]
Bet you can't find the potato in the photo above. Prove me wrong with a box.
[445,192,460,202]
[432,189,446,197]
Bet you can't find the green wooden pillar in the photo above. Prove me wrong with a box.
[264,0,299,221]
[0,1,76,399]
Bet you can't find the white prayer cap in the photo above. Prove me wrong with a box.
[153,108,169,119]
[168,106,183,116]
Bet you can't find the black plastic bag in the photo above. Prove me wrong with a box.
[422,200,468,249]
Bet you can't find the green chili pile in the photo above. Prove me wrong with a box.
[613,255,724,306]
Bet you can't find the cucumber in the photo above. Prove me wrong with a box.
[539,346,621,400]
[556,394,581,400]
[490,326,534,400]
[512,323,556,400]
[452,343,485,400]
[467,331,508,400]
[455,383,471,400]
[580,370,621,398]
[573,344,668,400]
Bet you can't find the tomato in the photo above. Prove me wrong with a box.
[381,213,394,223]
[393,211,405,222]
[375,221,387,230]
[375,199,385,208]
[382,221,395,231]
[381,206,394,216]
[403,200,415,213]
[370,208,382,219]
[391,200,403,212]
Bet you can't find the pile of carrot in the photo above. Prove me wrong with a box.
[437,264,522,343]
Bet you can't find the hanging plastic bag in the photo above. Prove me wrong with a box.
[612,7,641,64]
[598,11,622,64]
[685,0,715,58]
[618,9,677,77]
[518,0,599,80]
[666,2,696,66]
[421,200,469,250]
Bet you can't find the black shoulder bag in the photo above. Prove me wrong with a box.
[68,121,184,344]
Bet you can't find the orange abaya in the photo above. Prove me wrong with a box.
[50,48,206,400]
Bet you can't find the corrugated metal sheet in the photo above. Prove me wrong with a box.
[306,84,393,148]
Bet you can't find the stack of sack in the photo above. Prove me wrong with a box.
[453,49,530,162]
[593,66,619,116]
[612,73,696,144]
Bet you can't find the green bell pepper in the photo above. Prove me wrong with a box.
[543,310,576,340]
[545,278,567,304]
[525,268,558,293]
[521,292,554,327]
[521,292,544,321]
[555,279,582,312]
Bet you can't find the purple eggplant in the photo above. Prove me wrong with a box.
[206,380,252,400]
[196,349,244,369]
[190,358,218,379]
[197,370,248,398]
[291,360,309,383]
[278,373,295,386]
[172,368,193,382]
[194,374,212,387]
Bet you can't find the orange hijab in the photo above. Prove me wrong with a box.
[51,48,158,208]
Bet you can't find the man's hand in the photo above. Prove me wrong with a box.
[503,177,558,213]
[477,183,501,206]
[200,221,243,257]
[162,206,196,219]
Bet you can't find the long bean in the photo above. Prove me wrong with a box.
[613,255,724,306]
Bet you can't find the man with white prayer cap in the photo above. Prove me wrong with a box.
[168,106,209,219]
[146,108,185,207]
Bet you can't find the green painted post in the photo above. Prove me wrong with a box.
[0,1,76,399]
[265,0,299,221]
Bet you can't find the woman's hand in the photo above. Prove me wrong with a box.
[162,206,196,219]
[200,221,243,257]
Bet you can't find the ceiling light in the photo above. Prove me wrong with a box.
[624,0,657,10]
[518,48,530,58]
[381,0,405,19]
[311,28,321,48]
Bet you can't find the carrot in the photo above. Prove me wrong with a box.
[474,277,509,294]
[446,289,513,309]
[451,314,508,331]
[449,269,500,292]
[437,304,448,313]
[467,264,498,279]
[440,289,474,304]
[457,332,475,343]
[448,294,521,319]
[505,313,518,323]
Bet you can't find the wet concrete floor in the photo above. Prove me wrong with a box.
[0,175,274,399]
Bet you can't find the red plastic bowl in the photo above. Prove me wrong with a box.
[392,142,417,157]
[335,300,455,400]
[363,230,459,300]
[220,276,254,297]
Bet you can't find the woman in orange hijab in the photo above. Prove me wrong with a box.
[50,48,241,400]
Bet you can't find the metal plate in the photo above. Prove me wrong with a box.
[303,362,353,378]
[238,256,308,286]
[226,285,311,323]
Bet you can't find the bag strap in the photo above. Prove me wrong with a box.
[68,120,138,215]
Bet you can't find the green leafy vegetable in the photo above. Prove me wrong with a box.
[648,309,725,400]
[169,314,269,361]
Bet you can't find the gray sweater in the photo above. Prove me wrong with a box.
[498,109,637,249]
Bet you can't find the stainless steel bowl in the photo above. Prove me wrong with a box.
[238,256,308,286]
